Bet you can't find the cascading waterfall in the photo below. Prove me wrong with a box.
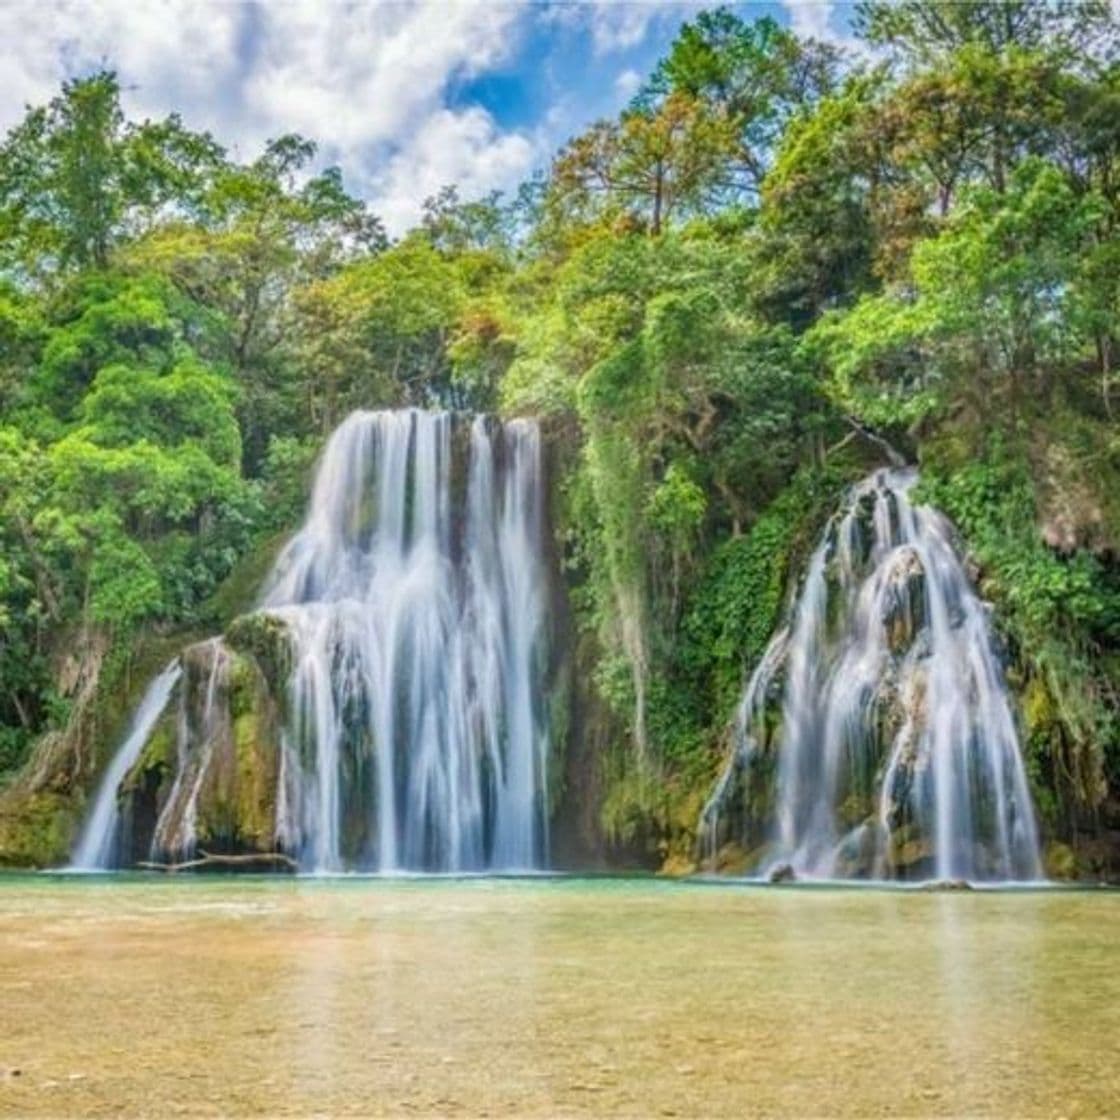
[702,468,1043,883]
[262,409,550,873]
[69,660,182,870]
[68,408,551,874]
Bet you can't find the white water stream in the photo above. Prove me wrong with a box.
[70,660,182,870]
[703,469,1042,881]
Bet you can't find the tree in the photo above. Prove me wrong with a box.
[855,0,1118,69]
[0,72,224,278]
[421,186,515,256]
[807,159,1102,426]
[550,92,735,235]
[126,135,386,466]
[643,8,841,196]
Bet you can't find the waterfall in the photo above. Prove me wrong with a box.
[150,638,232,861]
[261,409,551,873]
[67,409,551,874]
[70,660,182,870]
[703,469,1043,883]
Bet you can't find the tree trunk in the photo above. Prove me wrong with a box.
[136,850,299,873]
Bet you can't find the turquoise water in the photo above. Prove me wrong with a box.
[1,874,1117,1116]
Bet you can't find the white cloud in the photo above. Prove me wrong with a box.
[587,4,664,53]
[544,1,699,56]
[780,1,838,43]
[614,68,643,100]
[374,106,539,234]
[0,1,244,134]
[779,1,868,57]
[0,0,541,234]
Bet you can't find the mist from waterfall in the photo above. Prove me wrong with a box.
[702,468,1043,883]
[262,409,551,873]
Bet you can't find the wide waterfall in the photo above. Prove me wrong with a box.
[70,660,182,871]
[701,468,1043,883]
[262,409,551,873]
[68,409,552,874]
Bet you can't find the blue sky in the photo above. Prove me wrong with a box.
[0,2,854,234]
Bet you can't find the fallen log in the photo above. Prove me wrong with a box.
[136,849,299,873]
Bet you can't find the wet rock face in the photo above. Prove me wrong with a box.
[119,621,290,864]
[831,822,884,879]
[880,546,927,655]
[225,613,293,703]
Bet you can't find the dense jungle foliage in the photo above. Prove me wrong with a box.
[1,1,1118,871]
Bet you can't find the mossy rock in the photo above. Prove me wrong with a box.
[837,789,877,829]
[881,546,926,654]
[545,662,571,816]
[0,791,77,868]
[121,718,177,796]
[712,841,751,875]
[199,530,290,629]
[660,852,697,877]
[1043,841,1078,880]
[832,820,884,878]
[192,653,282,853]
[888,823,933,872]
[226,612,293,700]
[1022,675,1057,738]
[231,704,281,847]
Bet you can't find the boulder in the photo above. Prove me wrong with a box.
[880,546,927,654]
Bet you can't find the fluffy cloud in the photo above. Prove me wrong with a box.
[614,68,643,100]
[544,1,701,56]
[778,1,866,53]
[374,106,539,233]
[779,1,838,43]
[0,1,243,134]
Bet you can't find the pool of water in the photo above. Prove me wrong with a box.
[1,875,1117,1116]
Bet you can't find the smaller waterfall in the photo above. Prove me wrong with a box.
[70,661,182,870]
[698,629,788,865]
[150,639,231,861]
[703,469,1043,882]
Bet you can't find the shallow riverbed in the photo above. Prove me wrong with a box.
[0,875,1117,1117]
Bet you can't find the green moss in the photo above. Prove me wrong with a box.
[711,841,750,875]
[546,662,571,816]
[0,791,77,867]
[1044,841,1078,880]
[90,627,199,776]
[231,704,279,847]
[1023,675,1056,733]
[120,718,176,796]
[226,612,292,702]
[186,652,281,852]
[918,426,1120,821]
[199,531,290,630]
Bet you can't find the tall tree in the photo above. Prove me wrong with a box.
[855,0,1118,68]
[643,8,842,196]
[0,72,224,278]
[550,92,734,235]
